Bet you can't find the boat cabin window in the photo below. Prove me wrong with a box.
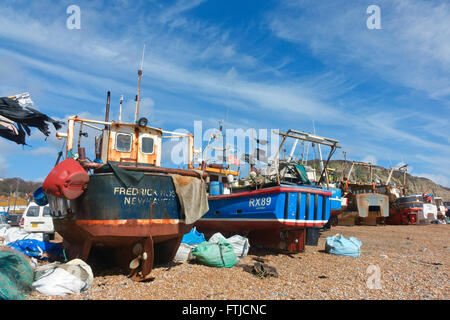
[141,137,154,154]
[115,133,132,152]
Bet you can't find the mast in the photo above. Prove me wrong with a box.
[301,141,306,164]
[119,95,124,123]
[13,179,19,213]
[313,121,325,174]
[135,70,142,122]
[341,151,347,181]
[104,91,111,123]
[135,44,146,123]
[287,139,299,162]
[220,120,226,167]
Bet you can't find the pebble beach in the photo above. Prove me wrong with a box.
[27,224,449,300]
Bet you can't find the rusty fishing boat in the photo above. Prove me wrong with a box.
[335,161,391,226]
[41,69,208,281]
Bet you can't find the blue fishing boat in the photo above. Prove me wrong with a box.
[195,129,341,252]
[325,186,343,227]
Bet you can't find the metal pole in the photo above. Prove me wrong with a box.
[135,44,146,123]
[104,91,111,125]
[318,144,324,173]
[77,122,84,150]
[7,185,11,212]
[135,70,142,122]
[119,95,124,123]
[13,179,18,213]
[301,141,306,164]
[341,151,347,181]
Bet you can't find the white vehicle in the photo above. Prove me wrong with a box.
[20,202,54,239]
[434,197,446,218]
[420,203,438,224]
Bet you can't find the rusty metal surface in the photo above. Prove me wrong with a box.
[107,124,160,166]
[83,162,207,178]
[47,170,196,281]
[356,193,389,218]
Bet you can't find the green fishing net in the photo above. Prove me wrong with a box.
[0,249,34,300]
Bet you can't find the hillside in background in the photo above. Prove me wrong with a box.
[0,160,449,201]
[325,160,450,201]
[0,178,41,199]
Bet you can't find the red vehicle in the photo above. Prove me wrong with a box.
[386,195,422,225]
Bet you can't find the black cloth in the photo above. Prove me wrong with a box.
[0,122,26,145]
[93,162,145,188]
[0,97,64,145]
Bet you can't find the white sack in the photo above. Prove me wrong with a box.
[226,235,250,258]
[32,259,93,296]
[4,227,43,244]
[208,232,250,258]
[32,268,86,296]
[208,232,226,243]
[0,225,10,245]
[174,243,196,261]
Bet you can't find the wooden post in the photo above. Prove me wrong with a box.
[67,118,75,154]
[188,134,194,170]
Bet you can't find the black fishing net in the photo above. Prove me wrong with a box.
[0,97,64,145]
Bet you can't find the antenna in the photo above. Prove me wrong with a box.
[119,95,124,122]
[313,120,324,174]
[135,44,146,122]
[140,43,146,71]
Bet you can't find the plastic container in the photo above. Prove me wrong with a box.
[33,187,48,206]
[42,159,89,200]
[210,181,221,195]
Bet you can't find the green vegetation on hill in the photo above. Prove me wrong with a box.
[0,178,42,198]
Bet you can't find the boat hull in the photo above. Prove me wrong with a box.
[386,195,424,225]
[195,185,331,252]
[386,208,419,225]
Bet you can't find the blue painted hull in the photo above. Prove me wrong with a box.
[197,185,332,231]
[329,187,342,214]
[195,185,332,252]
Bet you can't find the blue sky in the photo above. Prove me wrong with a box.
[0,0,449,187]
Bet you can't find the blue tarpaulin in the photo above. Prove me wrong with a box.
[7,239,63,261]
[181,227,206,245]
[325,234,362,258]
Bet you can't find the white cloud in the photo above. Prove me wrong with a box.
[158,0,206,24]
[29,146,59,156]
[362,155,377,165]
[268,0,450,100]
[0,154,9,177]
[120,97,155,123]
[0,0,449,186]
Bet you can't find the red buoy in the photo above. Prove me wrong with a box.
[43,159,89,200]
